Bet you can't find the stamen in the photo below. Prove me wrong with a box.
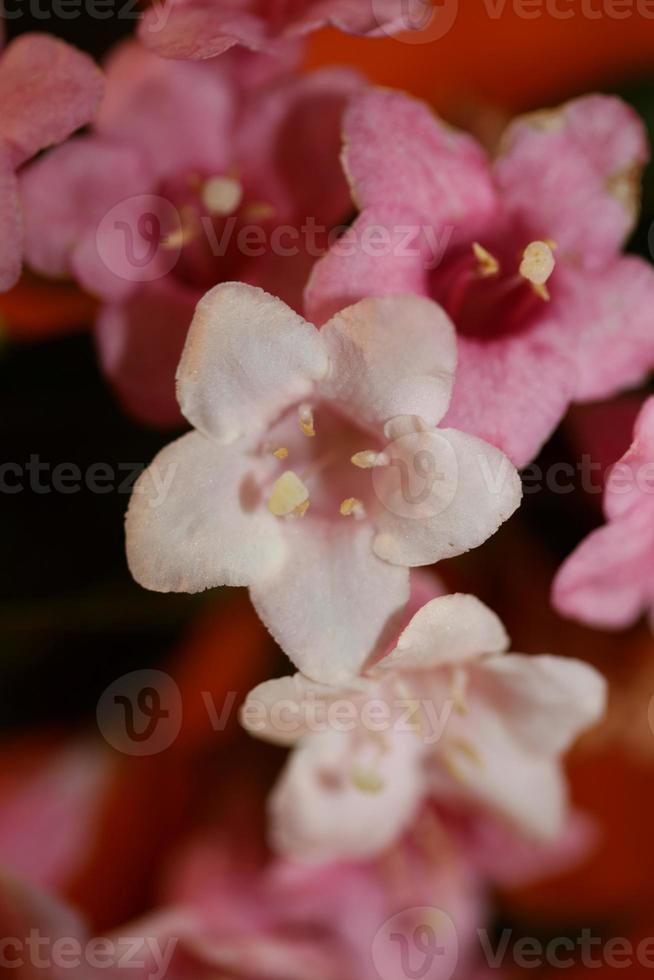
[451,667,469,715]
[340,497,366,519]
[351,767,385,793]
[472,241,500,277]
[351,450,389,469]
[268,471,309,517]
[161,206,200,249]
[202,176,243,216]
[243,201,276,221]
[272,447,289,459]
[519,240,556,300]
[298,404,315,437]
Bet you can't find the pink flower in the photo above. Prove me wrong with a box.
[0,33,103,292]
[553,396,654,630]
[306,88,654,466]
[138,0,409,61]
[242,593,606,860]
[19,41,358,426]
[126,283,521,684]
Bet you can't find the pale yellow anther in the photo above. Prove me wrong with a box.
[340,497,365,519]
[298,404,315,437]
[272,447,289,460]
[351,450,389,469]
[161,207,199,250]
[202,176,243,216]
[472,241,500,277]
[243,201,276,221]
[351,767,385,794]
[268,470,309,517]
[451,667,469,716]
[519,240,556,300]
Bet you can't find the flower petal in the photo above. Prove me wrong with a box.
[552,503,654,629]
[304,206,432,326]
[342,88,496,231]
[572,256,654,403]
[126,430,286,592]
[378,594,509,671]
[0,141,21,292]
[320,294,457,433]
[95,280,195,429]
[270,728,423,862]
[372,426,522,566]
[176,283,328,444]
[475,653,607,755]
[250,520,409,684]
[241,673,358,746]
[495,94,649,267]
[0,34,103,167]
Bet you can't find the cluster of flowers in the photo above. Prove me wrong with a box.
[3,1,654,976]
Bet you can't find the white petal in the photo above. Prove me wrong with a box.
[372,427,522,566]
[176,283,328,444]
[319,294,456,434]
[126,431,285,592]
[249,521,409,684]
[378,594,509,671]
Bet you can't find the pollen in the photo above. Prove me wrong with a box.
[272,447,289,459]
[340,497,365,519]
[161,206,199,249]
[519,240,556,300]
[351,767,385,794]
[202,175,243,216]
[268,471,310,517]
[472,241,500,277]
[298,404,315,437]
[351,450,389,469]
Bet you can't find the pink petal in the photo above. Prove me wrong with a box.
[95,40,236,180]
[0,140,22,292]
[320,294,456,434]
[378,594,509,671]
[250,521,409,683]
[95,280,195,429]
[241,673,356,746]
[552,502,654,629]
[495,95,649,268]
[176,283,328,444]
[603,395,654,521]
[443,324,578,468]
[342,88,497,232]
[270,728,423,861]
[0,34,103,168]
[372,424,522,566]
[572,256,654,403]
[19,136,152,286]
[126,430,286,592]
[304,207,431,326]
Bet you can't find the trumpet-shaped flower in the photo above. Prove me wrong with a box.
[553,397,654,629]
[0,33,103,291]
[242,593,606,860]
[138,0,409,61]
[19,42,358,426]
[306,89,654,466]
[126,284,521,684]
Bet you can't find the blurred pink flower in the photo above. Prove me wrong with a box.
[306,89,654,467]
[138,0,409,61]
[0,33,103,291]
[553,396,654,630]
[20,41,358,426]
[242,593,606,859]
[126,284,521,684]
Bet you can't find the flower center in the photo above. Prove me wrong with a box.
[433,234,557,340]
[260,401,387,522]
